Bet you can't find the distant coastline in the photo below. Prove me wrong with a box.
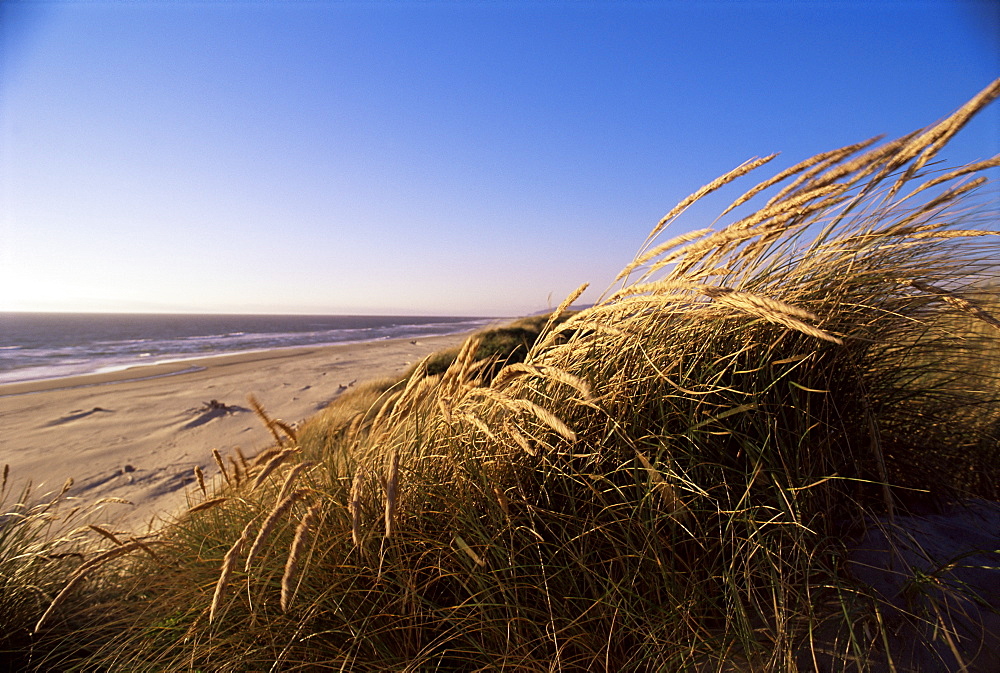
[0,312,499,386]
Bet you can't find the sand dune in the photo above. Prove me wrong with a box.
[0,334,468,531]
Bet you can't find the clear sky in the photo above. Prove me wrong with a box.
[1,1,997,317]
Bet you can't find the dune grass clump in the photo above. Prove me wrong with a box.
[24,80,1000,671]
[419,314,576,379]
[0,470,146,670]
[0,474,77,667]
[295,314,573,461]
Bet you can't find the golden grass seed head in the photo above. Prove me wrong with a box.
[276,461,316,504]
[251,447,283,468]
[193,465,207,496]
[384,450,399,540]
[911,280,1000,331]
[186,497,229,515]
[902,156,1000,202]
[273,419,298,443]
[249,393,291,445]
[251,447,300,491]
[726,136,883,217]
[615,229,716,283]
[280,500,323,612]
[890,78,1000,195]
[535,282,589,348]
[210,518,256,624]
[86,525,123,546]
[643,154,778,245]
[243,488,309,573]
[518,398,577,442]
[504,422,536,456]
[212,449,231,487]
[456,411,498,442]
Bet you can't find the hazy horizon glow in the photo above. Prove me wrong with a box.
[2,1,997,317]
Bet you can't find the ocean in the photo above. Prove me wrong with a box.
[0,313,496,385]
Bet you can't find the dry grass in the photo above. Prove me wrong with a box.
[9,79,1000,671]
[0,468,142,666]
[208,517,255,624]
[281,500,322,612]
[243,488,309,573]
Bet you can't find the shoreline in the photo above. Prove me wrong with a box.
[0,333,471,531]
[0,321,499,394]
[0,341,408,397]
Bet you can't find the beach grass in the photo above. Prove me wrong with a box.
[0,474,145,670]
[6,79,1000,671]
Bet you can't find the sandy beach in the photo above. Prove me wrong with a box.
[0,333,470,531]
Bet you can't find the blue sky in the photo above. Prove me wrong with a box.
[1,1,997,316]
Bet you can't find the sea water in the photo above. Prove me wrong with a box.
[0,313,496,385]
